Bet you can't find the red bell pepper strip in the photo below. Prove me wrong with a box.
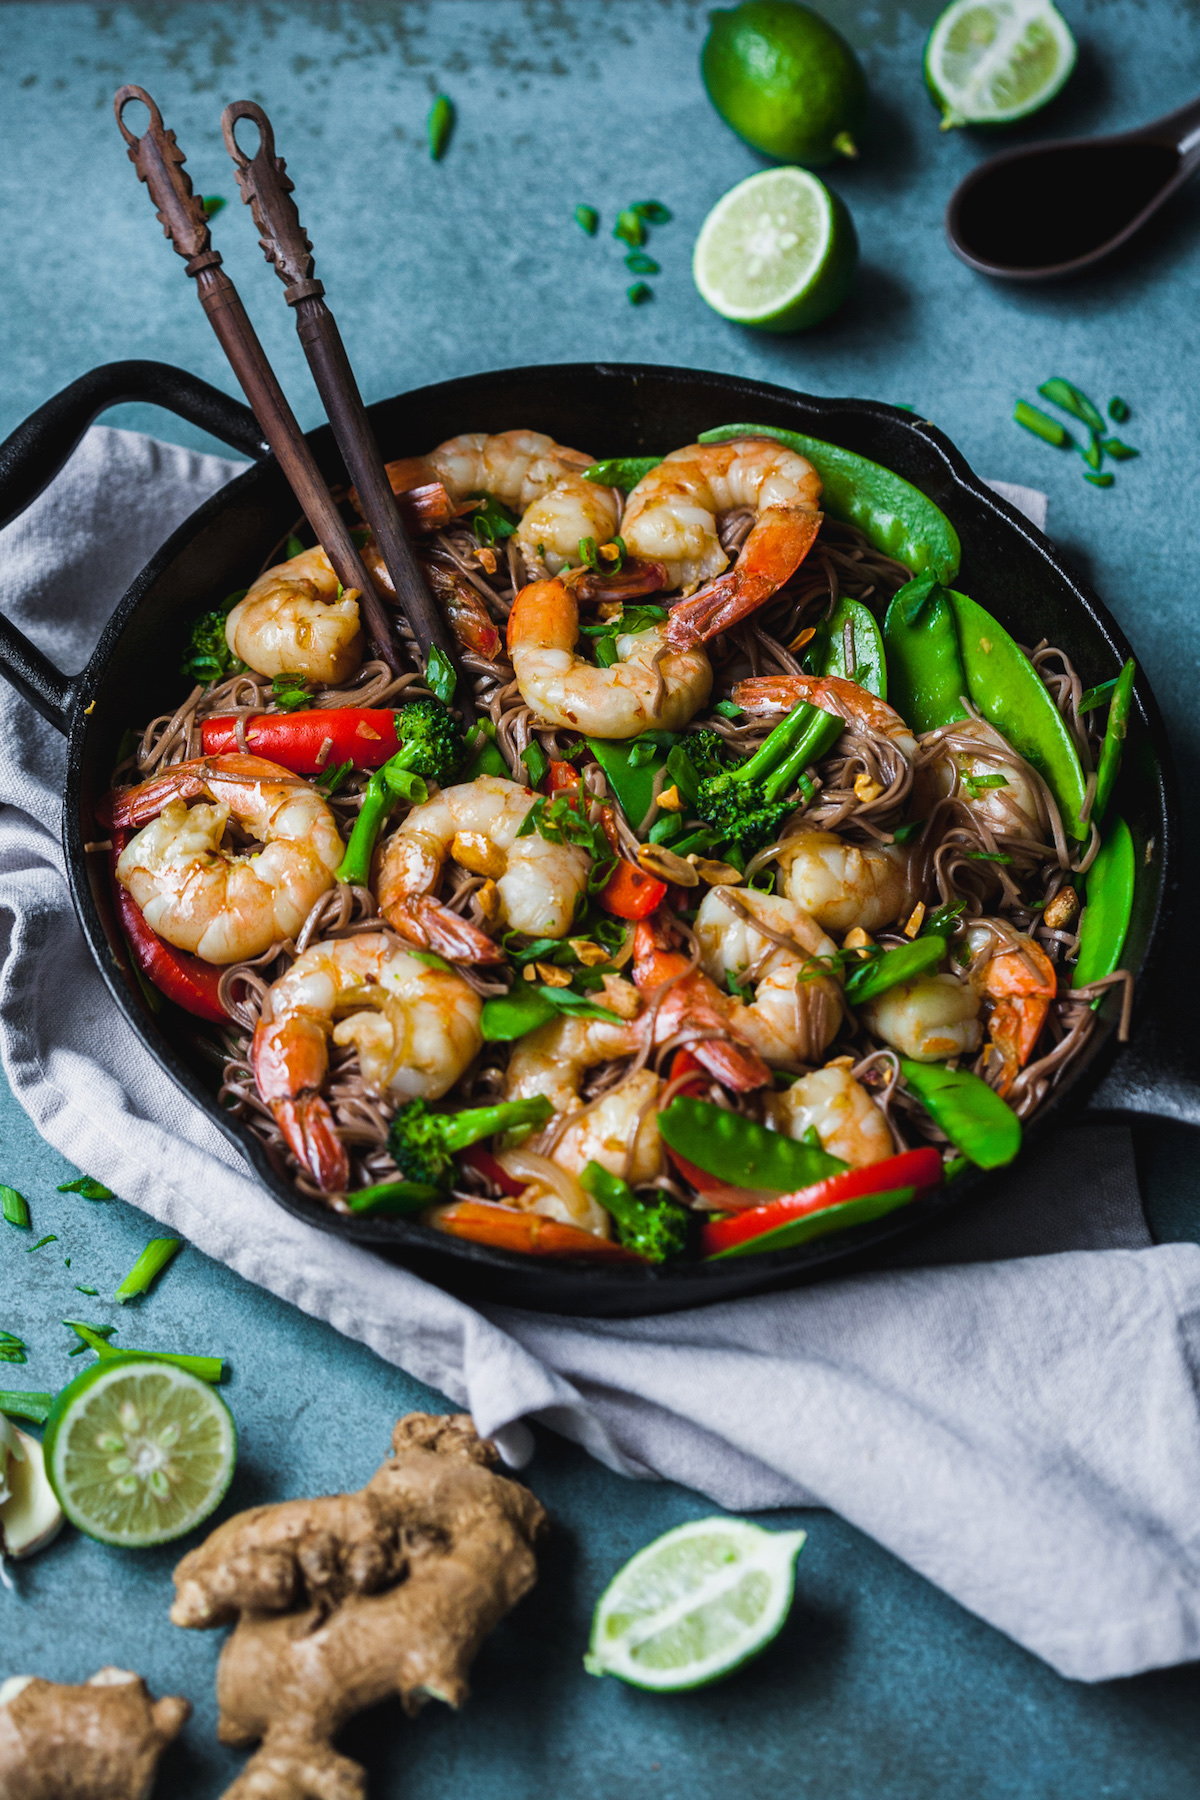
[599,860,667,920]
[108,835,227,1023]
[430,1199,646,1261]
[701,1146,944,1258]
[201,709,400,773]
[547,758,581,794]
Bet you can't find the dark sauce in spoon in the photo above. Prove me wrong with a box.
[954,141,1180,271]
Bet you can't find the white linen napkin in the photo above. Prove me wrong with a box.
[2,425,1196,1684]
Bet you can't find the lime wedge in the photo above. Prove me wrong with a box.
[584,1517,806,1690]
[693,167,857,333]
[925,0,1076,129]
[43,1358,235,1547]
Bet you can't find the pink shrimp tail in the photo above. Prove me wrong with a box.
[730,675,814,717]
[100,753,300,829]
[631,925,771,1093]
[984,941,1057,1096]
[664,507,821,650]
[252,1014,349,1193]
[383,894,507,964]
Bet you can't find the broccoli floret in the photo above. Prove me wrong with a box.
[694,695,829,854]
[180,589,249,686]
[680,728,727,782]
[580,1161,690,1263]
[388,1095,553,1190]
[392,697,465,787]
[336,700,466,885]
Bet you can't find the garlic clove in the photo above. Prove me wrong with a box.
[0,1428,64,1559]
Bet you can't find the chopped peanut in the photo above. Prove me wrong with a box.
[687,855,743,886]
[787,625,816,655]
[655,784,685,812]
[600,974,641,1019]
[476,879,501,925]
[825,1054,855,1070]
[522,964,537,983]
[903,902,926,938]
[535,963,573,988]
[843,926,875,957]
[475,547,498,575]
[1043,886,1080,931]
[853,773,884,804]
[569,938,611,966]
[638,843,699,886]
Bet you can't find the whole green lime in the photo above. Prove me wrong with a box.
[702,0,868,166]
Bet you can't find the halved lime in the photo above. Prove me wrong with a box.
[584,1517,807,1690]
[693,167,857,333]
[43,1358,235,1547]
[925,0,1076,129]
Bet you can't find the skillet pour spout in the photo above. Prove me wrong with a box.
[0,358,1185,1314]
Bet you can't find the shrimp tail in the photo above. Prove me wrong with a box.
[984,943,1056,1096]
[631,923,772,1093]
[271,1094,351,1193]
[383,894,507,965]
[252,1013,349,1193]
[664,507,821,649]
[570,559,670,605]
[101,753,304,830]
[729,675,812,717]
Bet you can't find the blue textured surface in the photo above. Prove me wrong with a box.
[2,2,1200,1794]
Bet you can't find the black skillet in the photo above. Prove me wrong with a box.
[0,358,1193,1317]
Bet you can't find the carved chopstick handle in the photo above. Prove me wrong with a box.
[221,99,468,701]
[113,87,401,675]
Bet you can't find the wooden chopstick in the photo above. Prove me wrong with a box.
[113,85,404,678]
[219,99,473,715]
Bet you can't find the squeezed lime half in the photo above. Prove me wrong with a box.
[585,1516,807,1690]
[43,1358,235,1547]
[925,0,1076,128]
[693,166,857,333]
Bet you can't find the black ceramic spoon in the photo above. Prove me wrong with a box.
[946,93,1200,280]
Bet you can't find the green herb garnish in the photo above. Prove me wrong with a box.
[575,204,599,235]
[314,758,353,796]
[892,820,924,844]
[425,644,457,703]
[1038,379,1104,434]
[0,1391,53,1424]
[0,1332,27,1366]
[1107,397,1130,422]
[962,771,1009,796]
[285,535,305,559]
[26,1234,56,1252]
[1084,473,1114,488]
[627,281,653,306]
[966,850,1014,863]
[201,195,226,219]
[1101,439,1138,460]
[271,672,312,712]
[631,200,672,224]
[427,93,454,160]
[713,699,743,720]
[470,491,519,545]
[1078,677,1118,714]
[114,1237,183,1303]
[520,741,550,788]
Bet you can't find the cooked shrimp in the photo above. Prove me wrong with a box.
[503,1014,664,1192]
[506,577,712,737]
[916,718,1048,861]
[361,547,501,661]
[858,973,982,1063]
[376,774,590,957]
[383,430,620,578]
[733,672,919,759]
[968,929,1057,1095]
[108,754,343,964]
[225,545,364,684]
[693,886,845,1066]
[616,440,821,648]
[631,919,773,1091]
[768,1065,893,1168]
[775,829,914,934]
[252,932,483,1193]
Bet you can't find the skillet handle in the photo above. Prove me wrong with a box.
[0,359,268,735]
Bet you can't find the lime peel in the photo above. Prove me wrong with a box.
[585,1516,807,1690]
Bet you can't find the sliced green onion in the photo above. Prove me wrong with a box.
[892,820,924,844]
[57,1175,113,1199]
[966,850,1014,863]
[1014,401,1072,448]
[1084,473,1114,488]
[63,1320,116,1356]
[1079,677,1118,713]
[284,534,305,559]
[627,282,653,306]
[575,204,599,235]
[114,1237,183,1304]
[0,1391,53,1424]
[75,1284,99,1296]
[1037,378,1104,434]
[26,1234,57,1253]
[427,93,454,160]
[624,252,660,274]
[314,758,353,795]
[1081,434,1103,471]
[713,699,743,720]
[0,1331,27,1366]
[1107,397,1129,422]
[0,1186,29,1228]
[1101,439,1138,460]
[614,209,645,247]
[201,195,226,219]
[631,200,672,223]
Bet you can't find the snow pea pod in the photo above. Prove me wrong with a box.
[821,595,887,698]
[657,1096,845,1192]
[883,572,969,733]
[1092,659,1135,826]
[585,731,680,826]
[1072,814,1134,990]
[462,736,510,783]
[844,935,945,1006]
[697,423,961,581]
[706,1183,920,1259]
[946,590,1089,842]
[898,1060,1021,1168]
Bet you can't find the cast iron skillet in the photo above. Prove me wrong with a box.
[0,360,1193,1316]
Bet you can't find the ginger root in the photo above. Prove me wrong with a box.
[0,1666,190,1799]
[172,1411,547,1800]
